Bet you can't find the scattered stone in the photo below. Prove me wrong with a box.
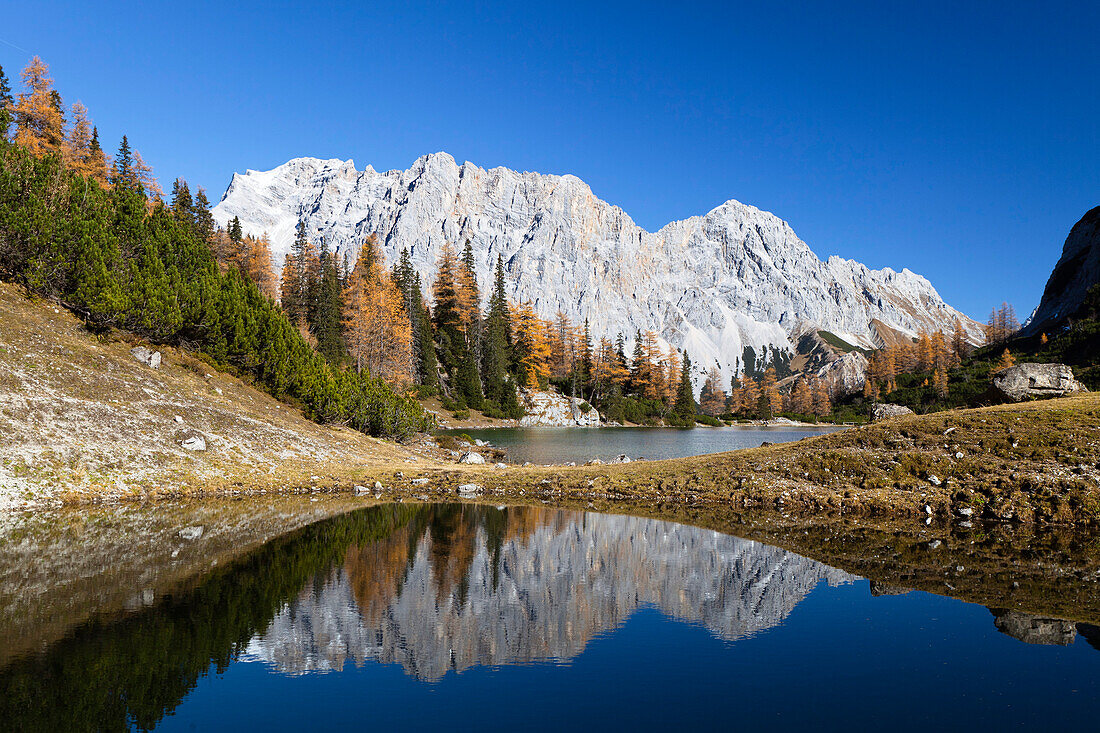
[522,462,533,467]
[870,403,914,421]
[373,481,384,491]
[612,454,632,464]
[928,475,942,486]
[353,485,369,495]
[943,426,957,436]
[175,429,206,451]
[178,526,204,541]
[494,462,507,469]
[928,539,942,549]
[955,451,965,459]
[457,483,483,496]
[404,455,419,462]
[173,415,184,424]
[957,506,975,517]
[924,504,933,515]
[459,451,486,465]
[410,478,430,485]
[990,363,1086,402]
[475,439,489,447]
[959,521,973,528]
[760,441,774,447]
[565,461,576,467]
[585,458,604,466]
[130,346,162,369]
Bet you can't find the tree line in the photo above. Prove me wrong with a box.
[0,57,428,439]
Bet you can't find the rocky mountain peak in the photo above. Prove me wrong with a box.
[212,153,981,388]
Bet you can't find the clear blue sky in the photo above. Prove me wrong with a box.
[4,1,1097,319]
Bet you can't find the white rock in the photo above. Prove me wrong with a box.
[928,475,942,486]
[459,452,486,464]
[213,153,981,394]
[130,346,162,369]
[957,507,974,517]
[373,481,384,491]
[924,504,933,515]
[494,462,507,469]
[955,451,965,459]
[943,427,956,435]
[174,415,184,424]
[178,526,204,541]
[354,485,369,495]
[410,478,430,485]
[457,483,483,496]
[180,434,206,451]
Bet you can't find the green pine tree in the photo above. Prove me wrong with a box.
[0,65,12,140]
[674,351,697,419]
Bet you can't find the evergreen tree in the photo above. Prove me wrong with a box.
[673,351,696,418]
[481,254,514,406]
[110,135,135,190]
[0,64,11,139]
[311,239,345,364]
[86,126,110,185]
[190,188,215,244]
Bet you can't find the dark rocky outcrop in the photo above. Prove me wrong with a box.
[1024,206,1100,335]
[990,363,1085,402]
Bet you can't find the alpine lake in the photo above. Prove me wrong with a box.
[4,484,1100,732]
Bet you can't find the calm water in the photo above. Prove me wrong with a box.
[439,425,845,464]
[3,504,1100,731]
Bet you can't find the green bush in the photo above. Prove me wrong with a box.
[694,414,723,427]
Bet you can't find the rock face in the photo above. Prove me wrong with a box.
[990,363,1085,402]
[212,153,982,390]
[870,403,914,422]
[1023,206,1100,334]
[519,390,600,427]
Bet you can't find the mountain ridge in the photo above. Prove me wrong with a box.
[213,152,982,389]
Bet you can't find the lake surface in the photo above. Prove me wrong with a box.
[439,424,845,463]
[3,503,1100,731]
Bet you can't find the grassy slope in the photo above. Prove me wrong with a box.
[0,284,446,508]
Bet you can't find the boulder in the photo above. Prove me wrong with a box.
[131,346,162,369]
[870,403,914,422]
[990,363,1086,402]
[457,483,483,496]
[175,429,206,451]
[178,525,204,541]
[459,451,486,464]
[991,609,1077,646]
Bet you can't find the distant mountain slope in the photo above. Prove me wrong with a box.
[213,153,981,387]
[1024,206,1100,334]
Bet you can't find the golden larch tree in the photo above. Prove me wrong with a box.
[343,236,412,384]
[13,57,64,157]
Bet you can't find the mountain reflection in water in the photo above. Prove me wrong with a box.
[3,503,1100,732]
[241,505,853,680]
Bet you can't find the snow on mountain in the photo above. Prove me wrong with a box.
[212,152,981,388]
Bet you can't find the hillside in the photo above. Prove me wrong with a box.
[213,153,982,390]
[0,284,443,510]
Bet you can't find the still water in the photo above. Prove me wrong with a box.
[438,425,845,464]
[2,503,1100,731]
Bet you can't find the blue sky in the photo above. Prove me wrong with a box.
[3,1,1097,319]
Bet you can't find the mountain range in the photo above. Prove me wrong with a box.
[213,153,982,389]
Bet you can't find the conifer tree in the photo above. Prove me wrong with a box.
[191,187,215,244]
[792,379,814,415]
[0,64,12,139]
[311,239,345,364]
[110,135,135,190]
[762,366,782,413]
[699,366,727,416]
[673,352,696,418]
[432,243,482,406]
[812,380,832,417]
[343,235,412,382]
[86,126,110,186]
[481,253,515,410]
[62,101,92,175]
[13,57,64,157]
